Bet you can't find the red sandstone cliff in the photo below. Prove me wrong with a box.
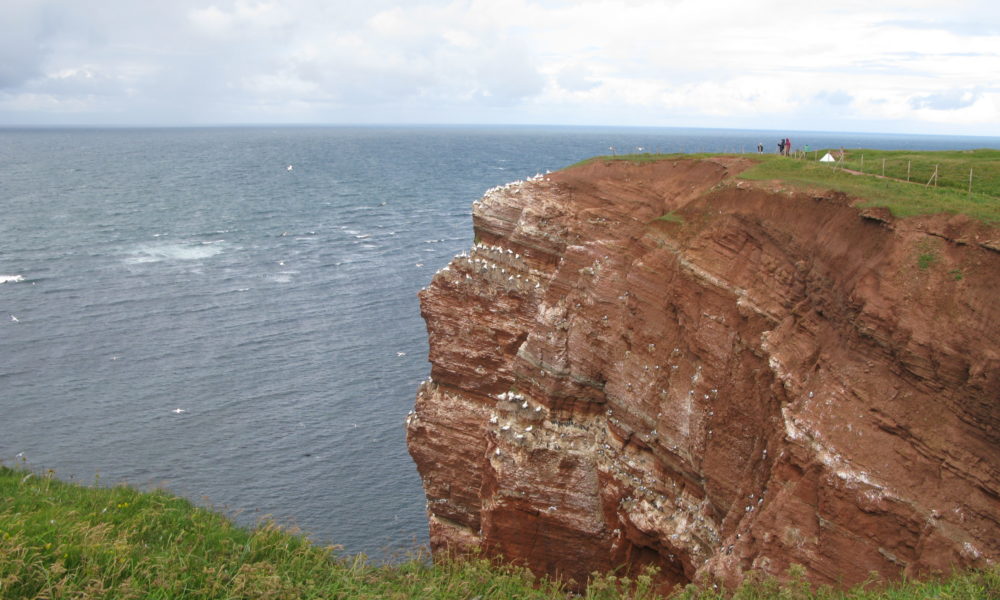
[405,157,1000,592]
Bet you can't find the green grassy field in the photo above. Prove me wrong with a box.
[575,150,1000,223]
[2,465,998,599]
[739,149,1000,223]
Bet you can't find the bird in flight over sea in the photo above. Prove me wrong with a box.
[172,408,186,414]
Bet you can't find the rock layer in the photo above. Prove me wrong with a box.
[405,158,1000,591]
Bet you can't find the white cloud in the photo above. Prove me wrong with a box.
[0,0,998,134]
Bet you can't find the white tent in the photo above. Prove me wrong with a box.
[819,152,836,162]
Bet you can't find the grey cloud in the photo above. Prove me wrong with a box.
[0,1,59,89]
[909,89,981,111]
[557,65,599,92]
[814,90,853,106]
[472,48,545,104]
[0,47,44,90]
[289,22,545,108]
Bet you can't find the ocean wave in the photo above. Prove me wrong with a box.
[124,242,225,265]
[268,272,295,284]
[0,275,25,284]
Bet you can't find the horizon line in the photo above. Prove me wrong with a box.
[3,122,1000,140]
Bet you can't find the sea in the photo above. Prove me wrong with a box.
[2,125,998,559]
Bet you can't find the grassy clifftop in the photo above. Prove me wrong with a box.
[2,465,998,599]
[739,149,1000,223]
[577,149,1000,223]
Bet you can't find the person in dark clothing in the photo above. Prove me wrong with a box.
[778,139,785,154]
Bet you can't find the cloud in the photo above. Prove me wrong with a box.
[879,19,1000,37]
[0,0,56,89]
[281,2,546,108]
[815,90,853,107]
[556,65,599,92]
[0,0,998,134]
[909,89,981,111]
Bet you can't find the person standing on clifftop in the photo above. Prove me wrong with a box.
[785,138,792,156]
[778,139,785,155]
[757,142,764,153]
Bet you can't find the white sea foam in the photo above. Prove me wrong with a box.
[124,242,224,265]
[0,275,25,284]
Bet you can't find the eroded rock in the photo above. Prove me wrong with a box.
[406,158,1000,592]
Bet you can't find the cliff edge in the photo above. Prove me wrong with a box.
[405,157,1000,591]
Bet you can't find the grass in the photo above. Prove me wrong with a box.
[834,149,1000,197]
[738,150,1000,223]
[0,465,566,600]
[915,238,939,270]
[568,150,1000,224]
[3,465,999,599]
[568,153,693,169]
[656,212,685,224]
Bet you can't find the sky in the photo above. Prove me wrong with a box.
[2,0,999,135]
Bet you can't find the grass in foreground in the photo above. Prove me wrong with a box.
[572,151,1000,223]
[2,465,998,599]
[0,465,566,599]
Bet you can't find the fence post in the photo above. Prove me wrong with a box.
[907,161,911,182]
[969,168,973,198]
[861,154,864,174]
[926,164,938,187]
[882,159,885,177]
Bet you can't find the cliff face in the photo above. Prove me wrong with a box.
[405,158,1000,591]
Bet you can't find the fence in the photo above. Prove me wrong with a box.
[798,150,997,199]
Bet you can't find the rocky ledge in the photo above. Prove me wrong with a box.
[405,157,999,592]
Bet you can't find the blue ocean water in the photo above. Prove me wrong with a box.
[1,125,998,558]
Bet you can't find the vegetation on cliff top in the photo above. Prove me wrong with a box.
[576,149,1000,223]
[3,464,998,599]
